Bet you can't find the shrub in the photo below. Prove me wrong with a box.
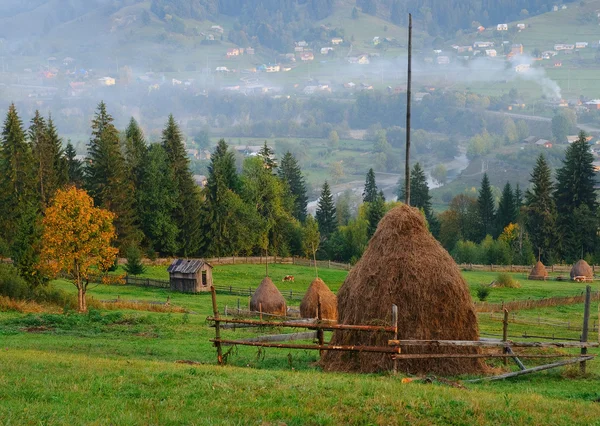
[124,246,146,276]
[476,285,491,301]
[496,273,521,288]
[0,263,30,299]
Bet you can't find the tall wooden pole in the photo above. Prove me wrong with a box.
[405,13,412,206]
[580,285,591,373]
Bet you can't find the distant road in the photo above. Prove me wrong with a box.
[483,109,600,134]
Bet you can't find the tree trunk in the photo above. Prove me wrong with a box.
[77,286,86,312]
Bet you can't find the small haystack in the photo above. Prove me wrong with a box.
[570,260,594,281]
[528,261,548,281]
[250,277,287,316]
[300,278,338,320]
[321,204,484,375]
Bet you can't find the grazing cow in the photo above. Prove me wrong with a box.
[282,275,295,282]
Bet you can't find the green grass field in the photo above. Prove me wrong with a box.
[2,263,600,424]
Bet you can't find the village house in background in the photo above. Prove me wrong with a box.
[167,259,213,293]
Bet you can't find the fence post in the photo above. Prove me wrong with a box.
[290,290,293,299]
[328,260,331,269]
[503,309,509,366]
[237,298,240,315]
[229,285,232,294]
[581,285,591,373]
[392,304,399,375]
[211,286,223,365]
[317,296,324,357]
[147,278,150,287]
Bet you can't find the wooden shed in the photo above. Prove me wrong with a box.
[167,259,213,293]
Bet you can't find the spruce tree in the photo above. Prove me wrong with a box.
[497,182,517,232]
[29,112,66,205]
[258,141,277,171]
[514,183,523,221]
[363,168,378,203]
[366,191,385,238]
[316,181,337,239]
[64,141,84,186]
[124,117,147,192]
[0,104,36,247]
[278,152,308,222]
[162,114,203,256]
[525,155,557,263]
[397,163,438,234]
[477,173,496,240]
[85,101,140,251]
[137,144,180,255]
[554,131,598,260]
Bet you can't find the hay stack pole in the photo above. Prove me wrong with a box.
[405,13,412,206]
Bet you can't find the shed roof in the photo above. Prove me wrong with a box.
[168,259,211,274]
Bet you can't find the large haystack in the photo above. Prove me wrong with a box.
[300,278,338,320]
[528,261,549,280]
[250,277,287,316]
[321,204,484,375]
[570,260,593,280]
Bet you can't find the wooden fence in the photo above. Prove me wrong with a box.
[206,286,598,379]
[459,263,599,274]
[475,290,600,313]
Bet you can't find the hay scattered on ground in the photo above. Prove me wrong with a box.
[300,278,338,320]
[570,260,593,280]
[321,204,484,375]
[529,261,549,280]
[250,277,287,316]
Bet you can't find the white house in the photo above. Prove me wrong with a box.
[320,47,334,55]
[517,23,526,30]
[265,64,280,73]
[485,49,497,57]
[497,24,508,31]
[215,66,229,72]
[331,37,343,45]
[211,25,224,33]
[555,44,575,51]
[474,41,494,48]
[98,77,116,86]
[515,64,530,73]
[576,42,588,49]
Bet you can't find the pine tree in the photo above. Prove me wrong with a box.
[124,117,147,192]
[0,104,37,247]
[524,155,556,264]
[29,112,66,205]
[85,101,140,251]
[162,114,203,256]
[363,168,378,203]
[514,183,523,221]
[258,141,277,171]
[64,141,84,186]
[278,152,308,222]
[554,132,598,260]
[397,163,438,234]
[366,191,385,238]
[497,182,517,231]
[477,173,496,240]
[316,181,337,239]
[137,144,180,255]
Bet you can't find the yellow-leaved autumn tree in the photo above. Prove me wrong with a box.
[40,187,118,312]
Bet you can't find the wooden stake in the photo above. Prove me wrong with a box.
[392,304,399,375]
[581,285,591,373]
[317,295,324,357]
[404,13,412,206]
[502,309,509,366]
[210,286,223,365]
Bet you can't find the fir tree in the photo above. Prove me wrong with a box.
[514,183,523,221]
[397,163,438,234]
[137,144,180,255]
[366,191,385,238]
[162,114,203,256]
[524,155,556,264]
[85,101,140,251]
[0,104,37,247]
[64,141,84,186]
[363,168,378,203]
[124,245,146,276]
[258,141,277,171]
[124,117,147,192]
[316,181,337,239]
[477,173,496,240]
[497,182,517,231]
[278,152,308,222]
[554,132,598,260]
[29,112,66,205]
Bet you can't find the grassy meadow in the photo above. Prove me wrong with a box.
[2,263,600,425]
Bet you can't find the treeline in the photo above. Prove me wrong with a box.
[439,133,599,265]
[358,0,576,36]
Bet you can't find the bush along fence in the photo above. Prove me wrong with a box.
[475,289,600,313]
[207,286,598,379]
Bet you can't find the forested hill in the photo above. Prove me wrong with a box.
[359,0,577,35]
[0,0,576,48]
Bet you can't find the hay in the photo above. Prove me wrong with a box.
[528,261,548,280]
[300,278,338,320]
[321,204,484,375]
[250,277,287,316]
[570,260,593,280]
